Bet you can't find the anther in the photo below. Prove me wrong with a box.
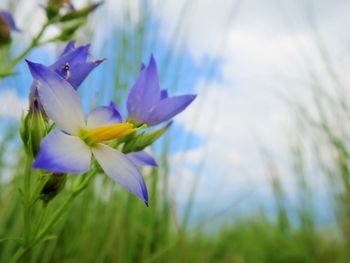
[62,62,70,80]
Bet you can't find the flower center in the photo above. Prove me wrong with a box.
[80,123,136,146]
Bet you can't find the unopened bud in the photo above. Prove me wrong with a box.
[46,0,72,19]
[0,14,11,45]
[21,97,49,157]
[56,19,85,41]
[59,2,102,22]
[40,173,67,203]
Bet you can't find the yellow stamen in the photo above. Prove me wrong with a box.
[87,123,136,143]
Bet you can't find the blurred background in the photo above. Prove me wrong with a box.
[1,0,350,262]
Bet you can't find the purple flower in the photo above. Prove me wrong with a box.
[0,10,20,44]
[27,61,148,205]
[49,40,105,89]
[29,40,104,110]
[0,10,21,32]
[127,55,196,127]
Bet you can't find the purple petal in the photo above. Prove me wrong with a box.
[33,130,91,173]
[92,144,148,205]
[146,94,196,126]
[0,10,20,32]
[49,44,105,89]
[64,59,105,88]
[60,40,76,56]
[127,55,161,124]
[127,151,158,167]
[87,102,123,129]
[26,60,86,135]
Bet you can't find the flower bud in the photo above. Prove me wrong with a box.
[59,2,102,22]
[0,10,20,45]
[40,173,67,203]
[122,122,172,153]
[21,98,49,157]
[0,15,10,45]
[56,19,85,41]
[46,0,72,19]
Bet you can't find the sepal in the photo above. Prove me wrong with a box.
[0,15,10,45]
[122,122,171,153]
[21,100,49,157]
[59,2,102,22]
[56,19,85,41]
[46,0,73,19]
[40,173,67,203]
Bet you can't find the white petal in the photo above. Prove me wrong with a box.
[33,129,91,173]
[92,144,148,203]
[87,103,122,129]
[27,61,86,135]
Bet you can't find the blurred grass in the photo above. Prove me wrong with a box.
[1,0,350,262]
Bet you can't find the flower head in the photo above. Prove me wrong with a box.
[29,41,104,111]
[27,61,148,205]
[127,55,196,127]
[46,0,74,19]
[0,10,20,45]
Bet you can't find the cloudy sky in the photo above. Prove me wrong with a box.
[1,0,350,223]
[150,0,350,221]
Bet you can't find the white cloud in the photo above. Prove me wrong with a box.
[154,0,236,60]
[162,0,350,214]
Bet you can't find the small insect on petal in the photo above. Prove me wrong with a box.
[87,123,136,143]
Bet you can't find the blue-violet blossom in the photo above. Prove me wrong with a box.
[27,61,150,204]
[29,40,105,109]
[127,55,196,127]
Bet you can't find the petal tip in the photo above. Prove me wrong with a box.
[189,94,197,100]
[26,60,44,78]
[148,54,157,69]
[94,58,106,66]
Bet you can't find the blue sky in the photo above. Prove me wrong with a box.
[1,0,350,227]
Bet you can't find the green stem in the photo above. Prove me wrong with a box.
[9,169,97,263]
[23,155,33,247]
[73,168,97,194]
[33,193,74,246]
[0,20,51,77]
[29,174,50,205]
[33,204,48,238]
[8,155,34,263]
[34,169,97,245]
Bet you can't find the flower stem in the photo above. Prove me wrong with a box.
[8,156,33,263]
[33,193,74,246]
[34,169,97,245]
[9,169,97,263]
[0,20,51,77]
[23,155,33,247]
[33,203,48,238]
